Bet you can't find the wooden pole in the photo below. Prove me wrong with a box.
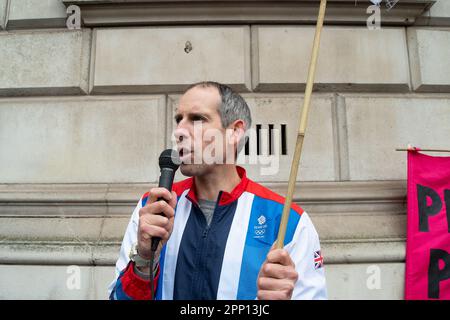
[276,0,327,249]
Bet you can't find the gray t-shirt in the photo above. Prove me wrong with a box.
[198,198,216,227]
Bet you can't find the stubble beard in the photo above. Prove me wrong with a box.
[179,163,212,177]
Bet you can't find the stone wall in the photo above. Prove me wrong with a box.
[1,0,449,299]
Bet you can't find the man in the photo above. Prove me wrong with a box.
[109,82,327,300]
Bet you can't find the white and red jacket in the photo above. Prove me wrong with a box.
[109,167,327,300]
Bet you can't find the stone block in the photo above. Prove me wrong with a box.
[0,265,114,299]
[99,216,130,241]
[92,26,251,94]
[313,212,406,242]
[7,0,67,29]
[325,263,405,300]
[0,216,104,241]
[430,0,450,18]
[0,96,166,183]
[408,28,450,92]
[0,29,91,96]
[0,0,6,30]
[252,26,410,92]
[345,95,450,180]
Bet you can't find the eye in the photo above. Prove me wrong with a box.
[174,115,182,124]
[191,114,207,122]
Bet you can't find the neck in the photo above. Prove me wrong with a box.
[195,165,241,201]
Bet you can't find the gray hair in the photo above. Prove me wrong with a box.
[185,81,252,153]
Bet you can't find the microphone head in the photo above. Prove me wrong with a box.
[159,149,181,170]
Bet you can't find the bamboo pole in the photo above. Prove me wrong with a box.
[276,0,327,249]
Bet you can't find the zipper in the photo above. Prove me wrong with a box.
[202,227,209,238]
[200,191,221,239]
[193,192,221,298]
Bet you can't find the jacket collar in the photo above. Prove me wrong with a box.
[186,166,249,206]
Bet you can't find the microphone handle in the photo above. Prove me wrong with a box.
[158,168,176,191]
[151,168,176,251]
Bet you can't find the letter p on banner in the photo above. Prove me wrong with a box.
[405,150,450,300]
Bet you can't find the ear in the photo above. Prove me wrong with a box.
[228,119,245,146]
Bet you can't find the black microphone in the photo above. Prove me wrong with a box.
[151,149,180,252]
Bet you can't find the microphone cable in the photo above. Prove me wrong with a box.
[149,246,157,300]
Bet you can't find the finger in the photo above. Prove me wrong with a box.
[153,200,175,219]
[168,191,177,209]
[257,276,295,292]
[140,224,170,241]
[257,290,289,301]
[147,187,174,204]
[260,242,277,266]
[148,192,158,204]
[260,263,298,280]
[257,276,278,291]
[140,232,151,241]
[266,249,295,267]
[140,200,175,219]
[140,214,171,230]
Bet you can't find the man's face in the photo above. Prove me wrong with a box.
[174,86,234,177]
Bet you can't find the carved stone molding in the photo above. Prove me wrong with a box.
[0,238,406,265]
[0,180,407,265]
[62,0,435,27]
[0,180,406,216]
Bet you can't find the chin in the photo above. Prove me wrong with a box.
[179,163,212,177]
[179,164,191,177]
[179,164,199,177]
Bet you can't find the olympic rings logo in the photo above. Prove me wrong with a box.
[255,229,265,236]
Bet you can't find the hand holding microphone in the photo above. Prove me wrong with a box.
[136,149,180,265]
[137,187,177,261]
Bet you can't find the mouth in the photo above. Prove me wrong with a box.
[178,147,192,163]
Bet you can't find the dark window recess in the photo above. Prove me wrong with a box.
[281,124,287,155]
[268,124,274,155]
[244,124,288,156]
[256,124,261,156]
[244,138,250,156]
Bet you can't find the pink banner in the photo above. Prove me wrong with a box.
[405,150,450,300]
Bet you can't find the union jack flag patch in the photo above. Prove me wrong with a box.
[314,250,324,269]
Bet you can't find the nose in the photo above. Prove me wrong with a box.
[174,125,189,144]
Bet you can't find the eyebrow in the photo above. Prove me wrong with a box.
[174,111,211,122]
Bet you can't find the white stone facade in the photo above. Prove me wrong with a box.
[0,0,449,300]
